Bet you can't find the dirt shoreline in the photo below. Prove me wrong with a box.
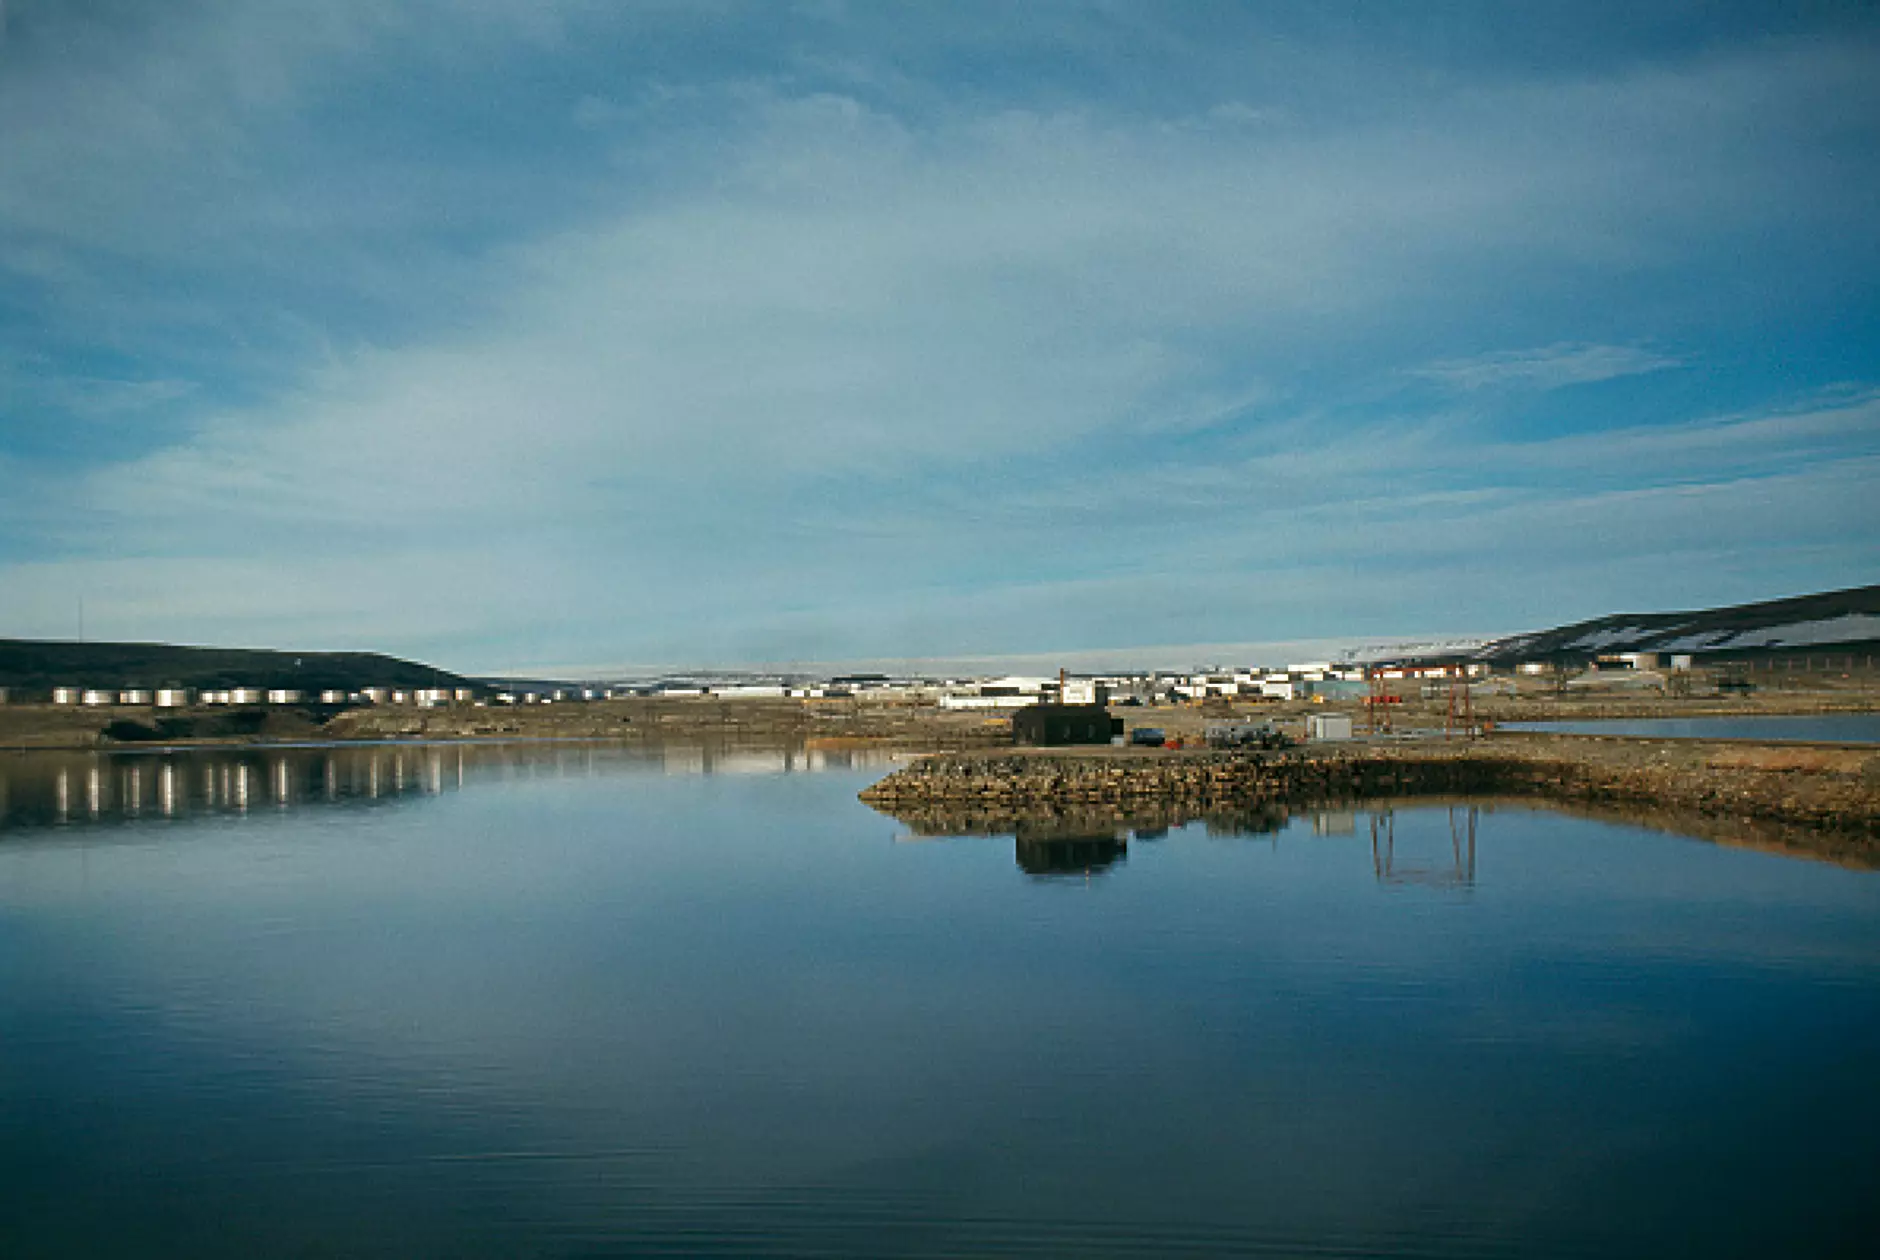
[0,697,1016,754]
[2,685,1875,753]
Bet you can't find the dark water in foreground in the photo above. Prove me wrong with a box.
[3,744,1878,1258]
[1507,713,1880,743]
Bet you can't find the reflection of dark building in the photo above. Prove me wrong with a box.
[1012,704,1122,747]
[1014,833,1127,876]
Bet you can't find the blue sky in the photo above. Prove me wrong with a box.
[2,1,1876,673]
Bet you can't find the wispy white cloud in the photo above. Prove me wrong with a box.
[1413,343,1682,391]
[1,7,1876,664]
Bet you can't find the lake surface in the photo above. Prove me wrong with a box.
[3,743,1878,1258]
[1506,713,1880,743]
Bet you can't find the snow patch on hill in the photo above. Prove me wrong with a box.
[1652,613,1880,652]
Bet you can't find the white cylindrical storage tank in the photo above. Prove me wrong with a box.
[1307,714,1353,741]
[119,689,153,705]
[230,688,264,705]
[81,689,114,706]
[52,687,83,705]
[319,690,348,704]
[266,689,302,704]
[155,688,192,708]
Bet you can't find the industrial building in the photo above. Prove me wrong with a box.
[1011,703,1122,747]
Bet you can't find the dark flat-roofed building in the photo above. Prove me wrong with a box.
[1011,703,1121,747]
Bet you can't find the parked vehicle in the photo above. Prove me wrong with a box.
[1205,721,1294,750]
[1129,727,1167,747]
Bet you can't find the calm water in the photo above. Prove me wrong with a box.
[3,743,1878,1258]
[1507,713,1880,743]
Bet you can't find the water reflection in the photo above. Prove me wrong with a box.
[1369,807,1478,890]
[878,789,1878,879]
[1014,831,1129,877]
[891,799,1459,882]
[4,756,1877,1258]
[0,740,902,834]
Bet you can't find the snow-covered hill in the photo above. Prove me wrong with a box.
[1478,585,1880,662]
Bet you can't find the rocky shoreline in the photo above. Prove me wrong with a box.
[858,733,1880,847]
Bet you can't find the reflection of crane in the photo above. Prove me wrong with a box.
[1370,806,1477,889]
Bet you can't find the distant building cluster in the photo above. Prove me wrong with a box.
[11,650,1788,715]
[2,659,1512,711]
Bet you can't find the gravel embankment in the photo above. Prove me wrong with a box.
[858,734,1880,841]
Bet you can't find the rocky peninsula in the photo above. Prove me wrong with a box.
[859,732,1880,862]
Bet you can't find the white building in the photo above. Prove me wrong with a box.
[939,693,1033,710]
[939,675,1054,709]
